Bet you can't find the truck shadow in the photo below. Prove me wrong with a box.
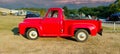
[62,37,76,42]
[11,27,19,35]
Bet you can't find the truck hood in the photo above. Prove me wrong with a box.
[23,18,43,23]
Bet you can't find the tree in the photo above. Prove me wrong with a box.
[69,9,78,14]
[116,0,120,11]
[112,0,120,11]
[78,7,90,15]
[78,7,99,16]
[39,8,46,17]
[114,0,120,4]
[63,6,69,17]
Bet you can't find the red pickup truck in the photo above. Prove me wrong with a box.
[19,8,102,42]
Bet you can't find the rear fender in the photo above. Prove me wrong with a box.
[70,24,97,36]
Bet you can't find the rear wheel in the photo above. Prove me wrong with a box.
[26,28,38,40]
[75,29,89,42]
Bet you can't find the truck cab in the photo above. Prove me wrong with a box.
[19,8,102,42]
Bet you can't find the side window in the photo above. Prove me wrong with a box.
[47,11,52,18]
[47,10,58,18]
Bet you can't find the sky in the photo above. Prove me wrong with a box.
[0,0,116,9]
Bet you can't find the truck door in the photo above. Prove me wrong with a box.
[42,10,61,36]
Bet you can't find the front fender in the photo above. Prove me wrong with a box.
[70,23,97,36]
[19,22,43,36]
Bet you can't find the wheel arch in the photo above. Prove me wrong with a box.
[24,27,42,36]
[74,28,90,35]
[70,24,97,36]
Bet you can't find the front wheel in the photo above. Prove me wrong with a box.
[26,28,38,40]
[75,29,89,42]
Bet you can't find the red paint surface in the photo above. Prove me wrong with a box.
[19,8,102,37]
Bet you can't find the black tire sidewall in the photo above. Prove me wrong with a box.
[75,29,88,42]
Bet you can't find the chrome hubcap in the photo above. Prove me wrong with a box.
[29,31,38,38]
[77,32,86,41]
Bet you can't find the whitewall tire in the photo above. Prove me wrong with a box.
[75,29,88,42]
[26,28,38,40]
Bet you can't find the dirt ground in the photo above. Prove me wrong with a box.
[0,16,120,54]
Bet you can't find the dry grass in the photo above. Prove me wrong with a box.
[0,16,120,54]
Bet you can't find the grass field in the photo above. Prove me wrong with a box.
[0,16,120,54]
